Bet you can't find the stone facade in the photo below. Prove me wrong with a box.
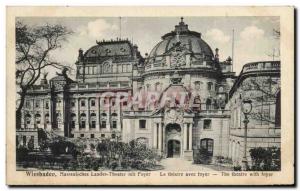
[17,19,281,164]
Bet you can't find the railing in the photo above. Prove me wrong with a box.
[69,82,130,90]
[241,61,280,73]
[199,109,230,115]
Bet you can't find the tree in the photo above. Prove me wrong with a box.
[15,21,72,128]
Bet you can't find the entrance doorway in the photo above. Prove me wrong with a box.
[167,140,181,158]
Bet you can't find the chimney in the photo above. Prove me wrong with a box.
[40,73,48,85]
[215,48,219,61]
[78,48,84,61]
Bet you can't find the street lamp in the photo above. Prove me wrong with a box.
[241,99,252,171]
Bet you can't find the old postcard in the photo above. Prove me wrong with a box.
[6,6,294,185]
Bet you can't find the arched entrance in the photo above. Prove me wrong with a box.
[165,123,182,158]
[167,140,181,158]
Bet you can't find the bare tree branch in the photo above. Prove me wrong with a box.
[15,21,73,128]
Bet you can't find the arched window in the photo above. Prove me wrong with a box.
[111,113,118,129]
[70,113,76,128]
[90,113,96,129]
[45,113,50,124]
[200,138,214,156]
[100,113,107,129]
[35,114,41,124]
[80,113,86,129]
[146,84,150,91]
[155,82,161,91]
[194,81,201,90]
[206,98,212,110]
[207,82,213,91]
[25,114,31,125]
[219,86,224,93]
[90,99,96,107]
[275,91,281,127]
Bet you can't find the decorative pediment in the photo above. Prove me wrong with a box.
[164,108,184,125]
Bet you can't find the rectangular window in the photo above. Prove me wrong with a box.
[101,121,106,128]
[112,121,117,129]
[81,121,86,129]
[91,100,96,107]
[35,100,40,108]
[207,82,213,91]
[26,101,31,108]
[101,134,105,138]
[203,119,212,130]
[91,121,96,129]
[111,134,116,139]
[118,65,122,73]
[81,100,85,107]
[80,134,84,138]
[200,139,214,155]
[45,101,49,109]
[139,120,146,129]
[71,121,75,128]
[23,136,26,146]
[71,101,75,107]
[90,134,95,138]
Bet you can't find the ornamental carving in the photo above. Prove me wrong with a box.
[170,48,186,68]
[164,108,184,125]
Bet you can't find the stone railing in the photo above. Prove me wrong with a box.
[241,61,280,74]
[199,109,230,115]
[69,82,130,90]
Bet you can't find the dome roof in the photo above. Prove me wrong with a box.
[148,18,214,58]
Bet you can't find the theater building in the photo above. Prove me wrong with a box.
[17,18,280,164]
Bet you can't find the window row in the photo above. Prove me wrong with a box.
[25,100,50,109]
[77,63,132,75]
[193,81,224,92]
[79,133,116,139]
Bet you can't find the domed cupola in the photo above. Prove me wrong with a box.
[145,17,216,71]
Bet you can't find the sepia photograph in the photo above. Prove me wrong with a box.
[6,6,294,185]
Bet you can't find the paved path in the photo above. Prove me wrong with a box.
[160,158,216,171]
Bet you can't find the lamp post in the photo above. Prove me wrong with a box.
[241,99,252,171]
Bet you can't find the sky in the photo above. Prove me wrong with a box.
[18,16,280,79]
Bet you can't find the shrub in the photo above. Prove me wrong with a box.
[233,165,242,171]
[193,148,212,164]
[16,146,29,162]
[27,138,35,151]
[249,147,280,171]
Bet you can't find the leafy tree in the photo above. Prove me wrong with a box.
[15,21,72,128]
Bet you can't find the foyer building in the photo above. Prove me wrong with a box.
[17,18,281,164]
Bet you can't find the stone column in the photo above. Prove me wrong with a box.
[162,125,166,154]
[75,98,80,132]
[153,123,158,149]
[41,99,45,129]
[117,105,122,132]
[158,123,162,152]
[96,97,100,132]
[21,110,25,129]
[86,98,89,132]
[32,99,35,129]
[188,123,192,151]
[183,123,187,150]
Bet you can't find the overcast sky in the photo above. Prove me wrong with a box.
[19,16,280,79]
